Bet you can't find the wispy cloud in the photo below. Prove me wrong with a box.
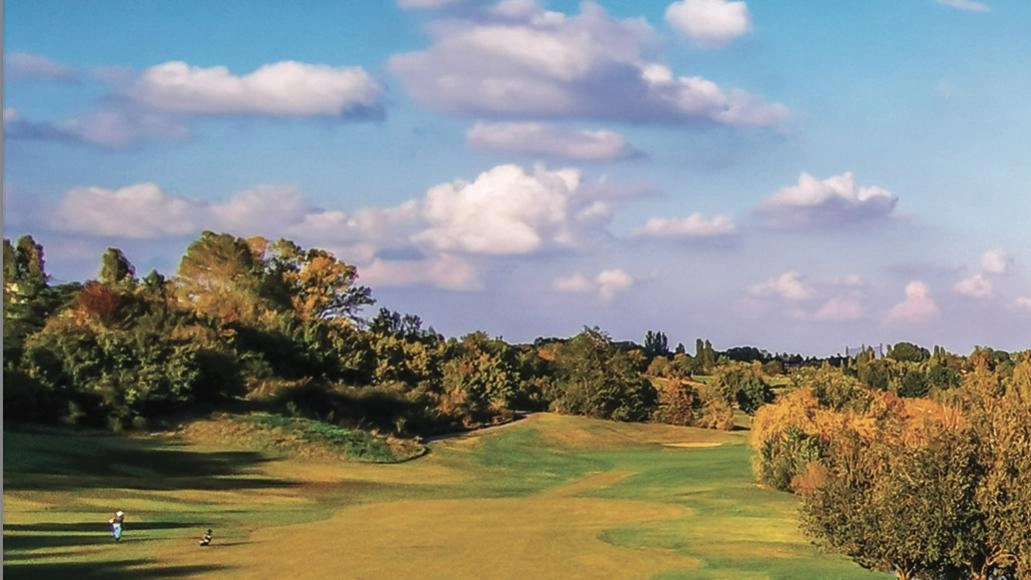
[4,52,78,82]
[954,273,993,298]
[466,122,639,161]
[633,213,737,239]
[554,269,634,301]
[935,0,990,13]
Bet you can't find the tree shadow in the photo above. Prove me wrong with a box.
[3,558,226,580]
[3,521,204,552]
[5,522,199,533]
[4,427,297,492]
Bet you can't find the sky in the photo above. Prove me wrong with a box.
[3,0,1030,355]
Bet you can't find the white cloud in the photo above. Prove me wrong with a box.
[757,172,898,229]
[750,271,814,302]
[665,0,752,48]
[980,249,1011,274]
[50,183,359,241]
[596,269,634,300]
[954,273,993,298]
[4,108,20,123]
[811,293,864,322]
[886,281,940,324]
[466,122,638,161]
[390,2,786,128]
[47,160,626,261]
[287,201,421,246]
[127,61,384,118]
[935,0,990,12]
[1016,297,1031,311]
[633,213,737,238]
[554,272,594,293]
[54,183,201,239]
[361,254,481,291]
[554,269,634,301]
[412,163,601,255]
[210,186,311,236]
[5,52,77,82]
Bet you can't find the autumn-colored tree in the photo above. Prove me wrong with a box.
[439,332,523,424]
[652,379,701,426]
[175,231,270,323]
[791,366,872,412]
[261,238,373,323]
[800,415,985,580]
[76,282,123,325]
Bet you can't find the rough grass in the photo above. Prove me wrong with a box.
[208,412,426,462]
[3,414,887,579]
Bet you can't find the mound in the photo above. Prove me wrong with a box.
[177,413,425,463]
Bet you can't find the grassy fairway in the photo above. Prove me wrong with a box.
[3,414,887,579]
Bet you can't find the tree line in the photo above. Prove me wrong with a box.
[3,232,780,434]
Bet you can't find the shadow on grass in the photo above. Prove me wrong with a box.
[3,521,203,552]
[4,427,296,492]
[3,558,226,580]
[6,522,200,533]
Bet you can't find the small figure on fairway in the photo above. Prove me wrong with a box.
[108,510,125,542]
[199,529,213,546]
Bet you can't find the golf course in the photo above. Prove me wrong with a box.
[3,412,887,579]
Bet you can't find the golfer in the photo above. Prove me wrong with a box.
[108,510,125,541]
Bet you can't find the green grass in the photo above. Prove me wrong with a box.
[234,412,423,462]
[3,414,888,579]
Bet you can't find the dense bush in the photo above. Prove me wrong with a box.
[754,357,1031,579]
[548,328,657,422]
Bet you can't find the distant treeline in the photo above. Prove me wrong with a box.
[1,232,776,433]
[1,232,1023,434]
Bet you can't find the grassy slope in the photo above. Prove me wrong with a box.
[3,414,887,579]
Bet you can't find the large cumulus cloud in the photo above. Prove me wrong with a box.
[390,1,786,128]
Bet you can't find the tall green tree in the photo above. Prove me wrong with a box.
[549,327,657,422]
[98,248,137,288]
[642,330,669,359]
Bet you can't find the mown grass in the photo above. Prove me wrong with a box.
[3,414,888,579]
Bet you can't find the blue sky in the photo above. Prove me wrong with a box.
[4,0,1030,355]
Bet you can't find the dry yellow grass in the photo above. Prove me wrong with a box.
[156,492,700,579]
